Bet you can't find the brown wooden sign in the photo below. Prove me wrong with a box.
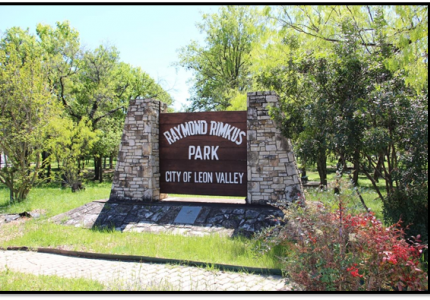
[159,111,247,197]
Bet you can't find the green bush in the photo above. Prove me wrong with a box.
[383,184,428,245]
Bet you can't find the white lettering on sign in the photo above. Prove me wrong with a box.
[209,121,246,145]
[183,171,192,182]
[215,172,244,184]
[193,172,213,183]
[164,171,244,184]
[188,146,219,160]
[165,171,182,182]
[163,131,174,145]
[163,120,208,145]
[163,120,246,145]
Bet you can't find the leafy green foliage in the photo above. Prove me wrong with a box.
[384,186,428,246]
[177,6,263,111]
[0,27,61,203]
[382,92,429,244]
[46,117,99,189]
[267,5,428,93]
[36,21,81,107]
[0,21,173,199]
[256,5,428,243]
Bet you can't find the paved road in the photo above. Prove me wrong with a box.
[0,250,291,291]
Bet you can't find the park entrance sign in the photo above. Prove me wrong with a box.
[159,111,247,197]
[109,91,304,205]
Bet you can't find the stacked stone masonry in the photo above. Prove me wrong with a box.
[247,91,304,205]
[109,99,167,202]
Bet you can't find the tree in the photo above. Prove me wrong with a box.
[360,65,428,242]
[36,22,174,181]
[90,117,122,182]
[71,48,173,180]
[1,22,174,197]
[0,27,61,202]
[268,5,428,93]
[46,117,98,191]
[256,5,428,182]
[41,42,173,181]
[36,21,81,106]
[256,5,428,241]
[36,21,82,180]
[177,6,263,111]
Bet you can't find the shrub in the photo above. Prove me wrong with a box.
[383,184,428,245]
[256,194,428,291]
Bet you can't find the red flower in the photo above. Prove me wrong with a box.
[388,256,398,265]
[350,269,363,278]
[347,265,363,278]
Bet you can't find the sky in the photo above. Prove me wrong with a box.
[0,4,224,111]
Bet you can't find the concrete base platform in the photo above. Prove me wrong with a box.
[50,199,285,238]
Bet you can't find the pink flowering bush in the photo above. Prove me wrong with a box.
[257,194,428,291]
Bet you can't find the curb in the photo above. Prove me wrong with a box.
[2,247,283,277]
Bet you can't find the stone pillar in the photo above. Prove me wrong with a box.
[109,99,167,202]
[247,91,304,205]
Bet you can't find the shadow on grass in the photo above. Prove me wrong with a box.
[90,224,116,233]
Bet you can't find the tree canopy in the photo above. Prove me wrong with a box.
[252,5,428,241]
[175,4,428,242]
[0,27,61,201]
[177,6,264,111]
[0,21,173,199]
[257,5,428,92]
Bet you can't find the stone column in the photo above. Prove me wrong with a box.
[247,91,304,205]
[109,99,167,202]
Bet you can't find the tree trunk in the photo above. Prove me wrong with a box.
[336,152,347,175]
[103,157,106,169]
[352,149,360,186]
[94,156,99,181]
[109,156,113,169]
[98,156,103,183]
[317,150,328,187]
[301,167,307,177]
[46,161,51,183]
[41,151,51,182]
[373,153,384,183]
[39,151,47,179]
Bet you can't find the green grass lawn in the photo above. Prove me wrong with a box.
[0,181,112,216]
[0,220,284,269]
[0,268,181,291]
[0,270,105,291]
[303,164,386,220]
[0,163,389,270]
[0,181,284,269]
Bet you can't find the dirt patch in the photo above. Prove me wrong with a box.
[0,219,27,243]
[0,209,47,245]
